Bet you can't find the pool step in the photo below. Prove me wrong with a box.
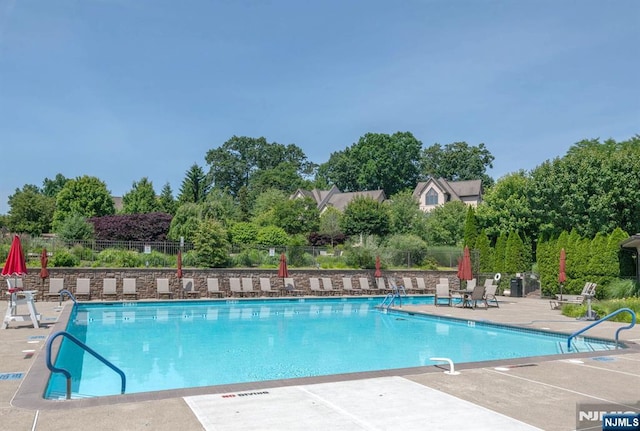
[559,340,615,354]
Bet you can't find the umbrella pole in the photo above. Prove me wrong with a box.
[559,283,563,301]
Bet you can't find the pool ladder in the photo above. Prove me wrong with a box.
[46,331,126,400]
[379,279,406,309]
[567,308,636,351]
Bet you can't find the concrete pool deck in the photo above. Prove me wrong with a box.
[0,296,638,430]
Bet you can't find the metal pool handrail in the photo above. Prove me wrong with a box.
[58,289,77,305]
[567,308,636,351]
[45,331,126,400]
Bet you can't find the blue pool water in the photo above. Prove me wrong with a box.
[45,297,617,399]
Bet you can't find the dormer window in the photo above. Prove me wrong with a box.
[425,188,438,205]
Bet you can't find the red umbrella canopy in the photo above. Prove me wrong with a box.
[558,248,567,284]
[457,246,473,281]
[2,235,28,277]
[374,255,382,278]
[177,250,183,279]
[277,253,289,278]
[40,248,49,279]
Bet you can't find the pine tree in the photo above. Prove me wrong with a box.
[474,229,493,273]
[158,182,177,215]
[178,164,211,204]
[493,232,508,274]
[463,206,478,248]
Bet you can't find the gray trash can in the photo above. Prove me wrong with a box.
[510,278,523,297]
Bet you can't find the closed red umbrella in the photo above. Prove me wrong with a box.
[278,252,289,292]
[277,253,289,278]
[374,255,382,278]
[2,235,28,278]
[2,235,28,293]
[40,248,49,280]
[558,248,566,300]
[458,246,473,281]
[177,250,183,279]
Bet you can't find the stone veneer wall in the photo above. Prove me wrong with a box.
[14,268,463,301]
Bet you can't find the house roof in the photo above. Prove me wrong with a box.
[292,186,386,211]
[412,177,482,202]
[620,234,640,250]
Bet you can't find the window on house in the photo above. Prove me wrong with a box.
[425,188,438,205]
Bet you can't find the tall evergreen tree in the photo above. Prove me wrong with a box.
[122,177,159,214]
[474,229,493,273]
[178,164,211,204]
[463,206,478,248]
[158,182,177,215]
[493,232,508,274]
[504,231,527,274]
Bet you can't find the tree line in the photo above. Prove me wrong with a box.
[1,133,639,286]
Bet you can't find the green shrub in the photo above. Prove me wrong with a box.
[233,249,265,267]
[71,244,94,262]
[182,250,199,267]
[96,249,142,267]
[142,250,174,267]
[50,249,80,267]
[604,279,640,299]
[316,255,349,269]
[562,298,640,323]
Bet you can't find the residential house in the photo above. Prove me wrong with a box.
[412,177,482,213]
[291,185,386,213]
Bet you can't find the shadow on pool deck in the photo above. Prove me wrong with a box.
[1,296,638,430]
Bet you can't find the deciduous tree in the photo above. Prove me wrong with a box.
[52,176,115,231]
[340,196,390,237]
[421,141,495,188]
[317,132,422,197]
[7,185,55,235]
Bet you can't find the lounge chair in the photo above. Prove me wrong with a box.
[549,282,596,310]
[182,278,199,298]
[229,278,243,297]
[259,278,278,297]
[101,278,118,300]
[156,278,173,299]
[465,278,477,292]
[342,277,361,295]
[75,278,91,300]
[484,284,499,307]
[359,277,375,294]
[434,283,452,306]
[309,278,324,295]
[415,277,429,293]
[322,277,339,295]
[462,284,487,309]
[284,277,304,296]
[375,277,389,293]
[484,278,495,289]
[241,277,257,297]
[122,278,138,300]
[45,278,64,301]
[206,278,224,298]
[402,277,416,293]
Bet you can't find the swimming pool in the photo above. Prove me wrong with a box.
[45,297,618,399]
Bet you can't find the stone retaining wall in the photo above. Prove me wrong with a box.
[12,268,465,301]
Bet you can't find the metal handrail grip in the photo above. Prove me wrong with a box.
[58,289,77,305]
[567,308,636,351]
[46,331,126,399]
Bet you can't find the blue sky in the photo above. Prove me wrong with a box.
[1,0,638,215]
